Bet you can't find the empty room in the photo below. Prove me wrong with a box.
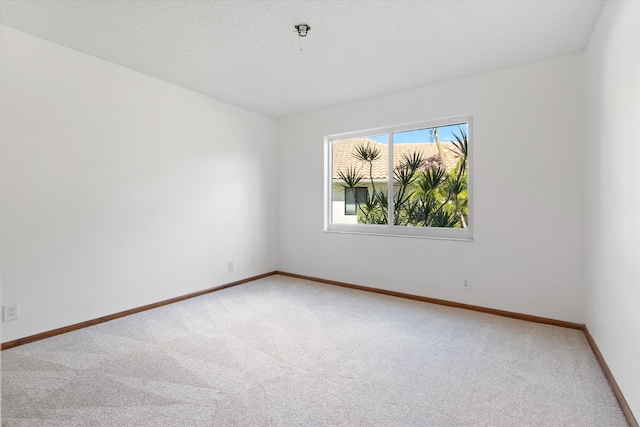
[1,0,638,425]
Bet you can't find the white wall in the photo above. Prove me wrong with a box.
[0,26,277,343]
[277,54,585,323]
[584,0,640,418]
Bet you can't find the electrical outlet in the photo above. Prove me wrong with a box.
[461,277,471,290]
[228,261,234,272]
[251,257,256,267]
[3,302,20,322]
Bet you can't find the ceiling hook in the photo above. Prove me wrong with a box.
[295,24,310,37]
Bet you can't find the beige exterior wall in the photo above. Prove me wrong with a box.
[331,182,387,224]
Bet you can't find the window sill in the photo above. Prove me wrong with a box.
[324,225,474,242]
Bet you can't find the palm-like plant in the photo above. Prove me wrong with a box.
[351,142,388,223]
[410,165,447,226]
[448,127,468,176]
[393,152,425,225]
[445,128,469,228]
[338,128,469,228]
[353,142,381,186]
[337,165,364,217]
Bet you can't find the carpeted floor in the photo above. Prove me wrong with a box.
[1,274,627,426]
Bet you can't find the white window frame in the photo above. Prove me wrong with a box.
[324,115,473,241]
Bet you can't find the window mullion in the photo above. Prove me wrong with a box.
[387,133,394,227]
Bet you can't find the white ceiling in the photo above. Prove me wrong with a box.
[0,0,604,118]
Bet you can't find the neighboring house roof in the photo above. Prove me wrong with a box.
[332,138,462,180]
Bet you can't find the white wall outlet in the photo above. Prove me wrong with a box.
[461,277,471,290]
[251,257,256,267]
[3,302,20,322]
[228,261,234,272]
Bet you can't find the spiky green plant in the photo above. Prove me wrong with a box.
[338,130,469,228]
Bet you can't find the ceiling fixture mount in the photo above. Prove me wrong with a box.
[295,24,310,37]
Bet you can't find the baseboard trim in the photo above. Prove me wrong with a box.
[275,271,583,330]
[583,327,638,427]
[1,271,277,350]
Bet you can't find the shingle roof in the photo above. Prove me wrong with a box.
[332,138,461,180]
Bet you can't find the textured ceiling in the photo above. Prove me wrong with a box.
[0,0,604,118]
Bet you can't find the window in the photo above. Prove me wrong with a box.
[325,115,472,240]
[345,187,368,215]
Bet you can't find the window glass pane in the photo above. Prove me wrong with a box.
[356,187,368,204]
[345,189,356,215]
[331,136,388,225]
[326,115,472,240]
[344,187,369,215]
[391,123,469,228]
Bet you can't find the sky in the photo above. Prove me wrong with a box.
[369,123,467,144]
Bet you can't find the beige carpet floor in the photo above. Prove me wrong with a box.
[1,274,627,426]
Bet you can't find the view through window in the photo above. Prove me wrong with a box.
[326,116,472,239]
